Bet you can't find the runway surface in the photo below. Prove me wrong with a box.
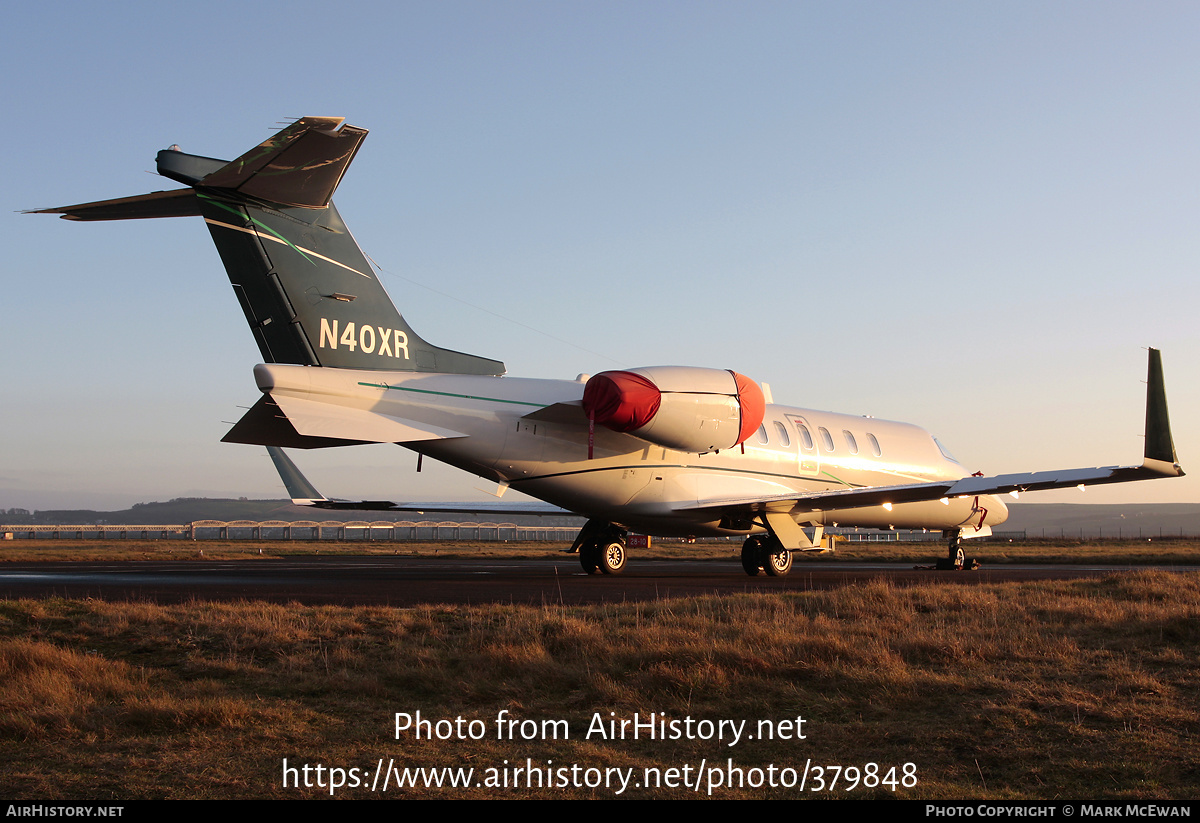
[1,557,1184,606]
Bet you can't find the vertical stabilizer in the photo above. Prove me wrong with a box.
[29,117,505,376]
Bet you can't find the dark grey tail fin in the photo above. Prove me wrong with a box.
[30,117,505,376]
[1144,348,1179,469]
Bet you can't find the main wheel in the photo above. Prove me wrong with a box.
[599,540,626,575]
[580,542,601,574]
[741,536,765,576]
[763,539,793,577]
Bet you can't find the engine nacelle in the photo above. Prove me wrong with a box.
[582,366,765,453]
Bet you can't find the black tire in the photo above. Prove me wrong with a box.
[741,536,764,576]
[599,541,626,575]
[580,542,601,575]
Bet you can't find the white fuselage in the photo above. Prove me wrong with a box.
[256,364,1008,537]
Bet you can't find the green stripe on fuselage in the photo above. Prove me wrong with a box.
[359,382,545,407]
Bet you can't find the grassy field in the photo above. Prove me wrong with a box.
[2,565,1198,799]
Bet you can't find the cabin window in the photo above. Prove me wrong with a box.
[819,426,835,452]
[843,430,859,454]
[756,424,769,445]
[773,421,791,447]
[796,423,813,450]
[867,432,882,456]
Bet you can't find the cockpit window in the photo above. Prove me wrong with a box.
[933,437,960,464]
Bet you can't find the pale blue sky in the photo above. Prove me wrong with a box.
[4,1,1198,509]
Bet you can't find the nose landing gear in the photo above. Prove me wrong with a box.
[929,529,980,570]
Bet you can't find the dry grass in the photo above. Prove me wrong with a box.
[1,571,1198,799]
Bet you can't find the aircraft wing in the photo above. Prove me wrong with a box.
[266,447,574,515]
[675,461,1179,517]
[678,348,1183,516]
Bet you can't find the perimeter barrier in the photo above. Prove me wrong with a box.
[0,521,583,541]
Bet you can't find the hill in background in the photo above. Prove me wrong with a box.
[1000,502,1200,538]
[0,498,578,527]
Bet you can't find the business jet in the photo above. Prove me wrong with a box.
[31,117,1183,576]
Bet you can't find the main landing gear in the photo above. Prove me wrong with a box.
[927,529,980,571]
[741,534,793,577]
[572,519,628,575]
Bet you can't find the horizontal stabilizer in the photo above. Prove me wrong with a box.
[26,189,200,221]
[520,401,585,424]
[269,394,467,444]
[187,116,367,208]
[223,396,370,449]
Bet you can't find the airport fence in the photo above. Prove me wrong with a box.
[3,524,1196,543]
[0,523,975,543]
[0,521,584,542]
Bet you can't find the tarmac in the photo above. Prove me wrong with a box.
[0,556,1166,606]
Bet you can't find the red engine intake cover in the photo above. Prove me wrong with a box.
[582,367,765,451]
[731,371,765,445]
[581,370,661,432]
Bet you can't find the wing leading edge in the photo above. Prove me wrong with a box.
[678,348,1183,517]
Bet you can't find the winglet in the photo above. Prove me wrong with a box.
[1143,348,1183,476]
[266,446,401,509]
[266,446,327,505]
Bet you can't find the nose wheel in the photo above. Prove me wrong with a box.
[930,529,980,570]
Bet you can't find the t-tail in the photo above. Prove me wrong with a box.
[29,116,504,376]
